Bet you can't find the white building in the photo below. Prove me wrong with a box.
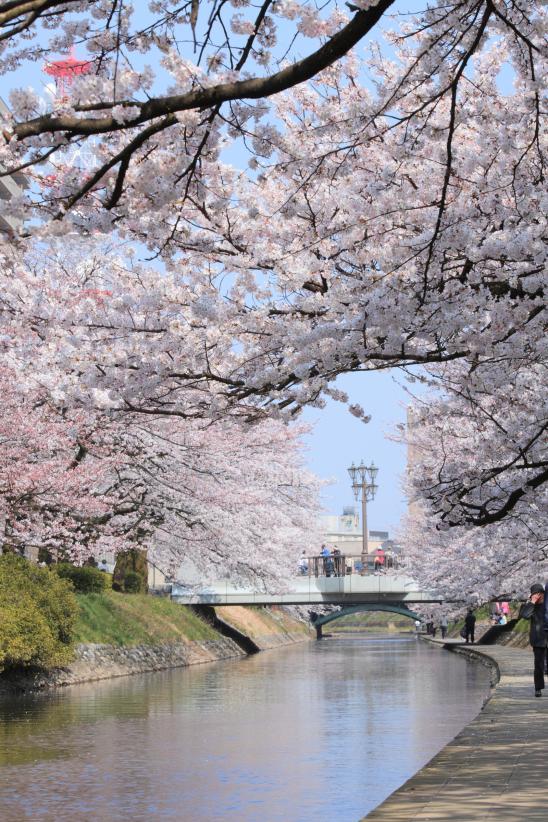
[320,506,391,556]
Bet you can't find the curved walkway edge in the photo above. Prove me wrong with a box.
[362,639,548,822]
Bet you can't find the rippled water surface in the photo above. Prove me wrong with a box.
[0,636,490,821]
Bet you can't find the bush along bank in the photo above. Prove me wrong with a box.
[0,569,313,693]
[0,554,77,675]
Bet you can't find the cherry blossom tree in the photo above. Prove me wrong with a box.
[0,363,115,560]
[400,364,547,602]
[117,415,324,585]
[406,365,547,529]
[401,495,547,605]
[0,0,394,217]
[0,0,543,230]
[0,0,544,580]
[0,237,323,581]
[1,2,541,419]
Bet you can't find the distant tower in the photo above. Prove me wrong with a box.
[43,50,92,98]
[43,51,95,173]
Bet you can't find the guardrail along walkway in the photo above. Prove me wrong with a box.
[363,641,548,822]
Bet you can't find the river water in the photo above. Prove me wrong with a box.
[0,635,490,822]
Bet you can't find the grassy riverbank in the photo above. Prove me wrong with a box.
[75,591,219,646]
[1,571,312,693]
[75,593,312,648]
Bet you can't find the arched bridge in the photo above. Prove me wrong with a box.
[311,603,421,639]
[171,573,439,608]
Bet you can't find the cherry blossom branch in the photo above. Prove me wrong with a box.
[10,1,395,142]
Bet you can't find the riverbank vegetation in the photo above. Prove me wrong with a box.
[56,563,110,594]
[0,553,221,673]
[0,555,77,673]
[330,612,412,634]
[75,592,218,646]
[1,549,310,678]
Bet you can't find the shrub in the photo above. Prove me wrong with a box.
[55,563,107,594]
[0,554,78,672]
[112,549,148,593]
[123,570,144,594]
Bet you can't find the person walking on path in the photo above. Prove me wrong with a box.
[440,615,448,639]
[464,609,476,644]
[519,582,548,697]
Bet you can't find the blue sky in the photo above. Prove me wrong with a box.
[303,371,419,535]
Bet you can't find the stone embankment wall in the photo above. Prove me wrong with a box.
[0,638,245,694]
[61,637,246,685]
[0,605,312,694]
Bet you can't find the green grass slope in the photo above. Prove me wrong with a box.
[75,591,219,647]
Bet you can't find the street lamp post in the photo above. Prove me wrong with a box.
[347,461,379,568]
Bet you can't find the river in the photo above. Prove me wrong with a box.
[0,635,491,821]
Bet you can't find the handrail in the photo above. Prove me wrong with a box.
[298,553,405,578]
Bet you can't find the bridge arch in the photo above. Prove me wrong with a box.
[311,603,421,638]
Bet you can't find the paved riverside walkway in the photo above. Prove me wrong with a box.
[363,639,548,822]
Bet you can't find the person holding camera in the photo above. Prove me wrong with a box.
[519,583,548,697]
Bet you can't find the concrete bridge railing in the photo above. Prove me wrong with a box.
[171,573,439,607]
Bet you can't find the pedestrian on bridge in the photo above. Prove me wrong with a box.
[374,548,385,573]
[332,546,343,577]
[519,583,547,697]
[321,544,334,577]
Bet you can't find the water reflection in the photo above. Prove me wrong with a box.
[0,636,490,821]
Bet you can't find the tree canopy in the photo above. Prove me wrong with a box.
[0,0,545,597]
